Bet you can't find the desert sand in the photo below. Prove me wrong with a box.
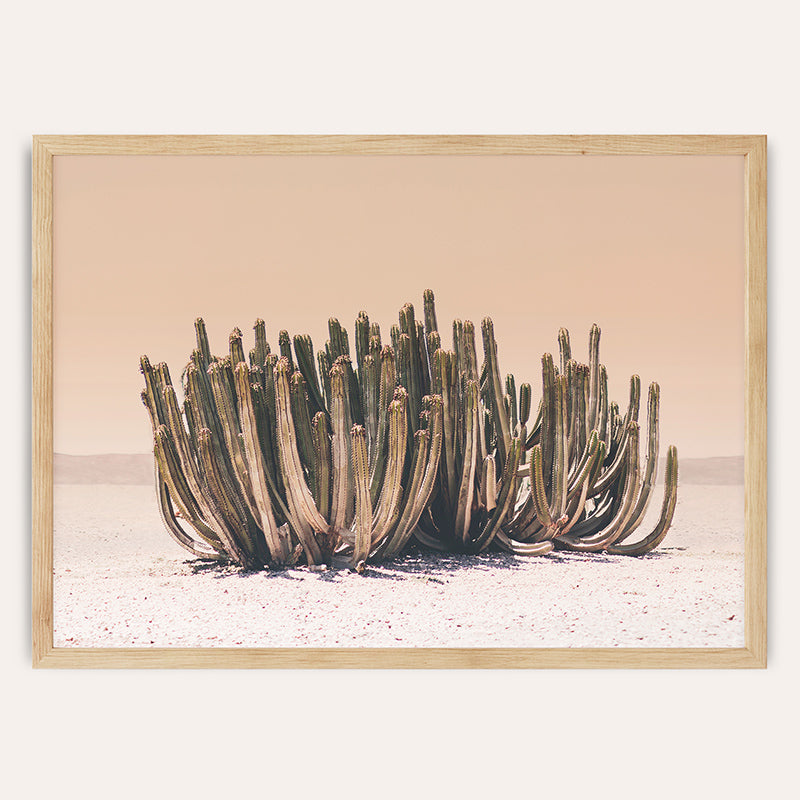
[52,464,745,649]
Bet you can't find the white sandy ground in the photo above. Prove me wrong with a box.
[53,484,744,648]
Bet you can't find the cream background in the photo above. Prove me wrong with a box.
[4,2,797,800]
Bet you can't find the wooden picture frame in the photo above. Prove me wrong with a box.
[32,135,767,668]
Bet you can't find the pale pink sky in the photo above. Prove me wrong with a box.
[53,154,744,457]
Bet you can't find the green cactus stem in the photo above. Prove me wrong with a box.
[608,445,678,555]
[141,294,678,571]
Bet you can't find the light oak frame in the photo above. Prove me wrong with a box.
[32,135,767,668]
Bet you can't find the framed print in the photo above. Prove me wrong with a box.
[32,135,766,668]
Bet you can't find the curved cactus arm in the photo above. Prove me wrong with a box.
[412,525,449,552]
[290,371,317,483]
[140,356,169,428]
[140,390,160,438]
[519,382,532,429]
[152,425,226,553]
[277,329,293,372]
[482,317,512,470]
[473,437,522,552]
[560,437,604,536]
[207,362,261,519]
[587,324,601,430]
[370,390,408,542]
[311,412,332,521]
[271,478,324,565]
[454,380,480,546]
[329,362,354,534]
[590,412,636,496]
[398,303,422,410]
[381,396,443,559]
[575,364,589,463]
[154,361,173,393]
[154,471,223,560]
[328,317,350,361]
[427,331,441,364]
[565,489,616,538]
[182,395,199,452]
[249,383,278,487]
[567,430,600,494]
[229,327,246,369]
[529,444,555,531]
[558,423,641,552]
[461,320,480,383]
[625,374,641,426]
[434,349,458,511]
[351,425,372,571]
[262,352,278,418]
[234,363,291,565]
[152,421,193,518]
[360,353,380,456]
[586,434,609,492]
[482,454,497,512]
[502,476,540,541]
[565,359,576,455]
[416,319,431,398]
[494,530,554,556]
[337,354,363,427]
[452,318,463,378]
[201,423,264,562]
[540,354,556,491]
[369,346,395,501]
[559,485,589,537]
[355,311,370,383]
[608,401,621,448]
[608,445,678,555]
[274,359,330,536]
[525,400,543,449]
[423,288,438,336]
[597,364,609,446]
[396,332,412,407]
[293,334,326,417]
[550,375,569,521]
[506,374,518,431]
[374,428,427,557]
[522,373,568,539]
[183,365,252,529]
[567,432,603,499]
[247,382,296,528]
[317,349,332,409]
[194,428,254,567]
[369,332,382,368]
[194,318,212,370]
[558,327,571,375]
[161,385,225,549]
[253,318,269,365]
[614,383,661,543]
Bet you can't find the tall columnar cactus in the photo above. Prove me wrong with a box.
[141,289,678,571]
[141,309,443,570]
[504,326,678,555]
[411,311,536,554]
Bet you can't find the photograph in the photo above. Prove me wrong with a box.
[34,136,765,666]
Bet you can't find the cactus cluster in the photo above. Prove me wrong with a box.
[140,290,678,571]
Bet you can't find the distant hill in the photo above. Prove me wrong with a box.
[55,453,745,486]
[55,453,153,485]
[668,455,744,485]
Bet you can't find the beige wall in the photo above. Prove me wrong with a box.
[53,153,744,457]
